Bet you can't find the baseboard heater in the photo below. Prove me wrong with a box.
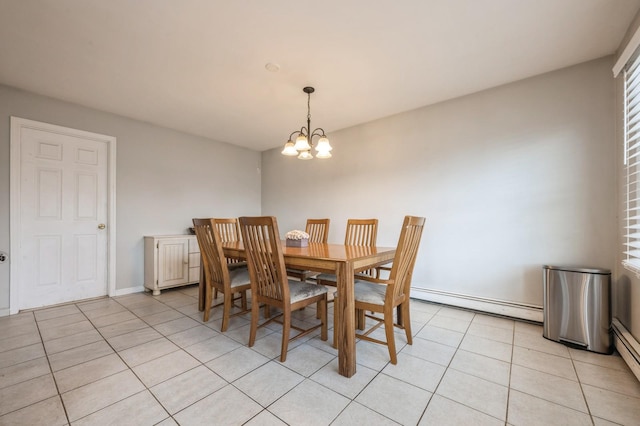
[612,318,640,382]
[410,287,543,323]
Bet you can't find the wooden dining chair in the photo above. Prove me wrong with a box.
[239,216,328,362]
[211,218,247,299]
[316,218,379,287]
[286,218,330,282]
[192,218,251,330]
[333,215,425,364]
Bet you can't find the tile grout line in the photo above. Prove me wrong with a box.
[504,316,515,426]
[112,291,293,423]
[417,311,511,425]
[569,349,595,422]
[66,298,175,424]
[32,309,72,425]
[94,296,193,424]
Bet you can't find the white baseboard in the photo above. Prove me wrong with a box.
[0,287,145,317]
[113,286,146,297]
[410,287,543,322]
[612,318,640,382]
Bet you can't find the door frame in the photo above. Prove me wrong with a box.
[9,117,117,314]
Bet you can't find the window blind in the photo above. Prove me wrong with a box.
[624,53,640,273]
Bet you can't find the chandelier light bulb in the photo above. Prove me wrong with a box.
[298,150,313,160]
[315,136,332,152]
[294,134,311,151]
[281,140,298,156]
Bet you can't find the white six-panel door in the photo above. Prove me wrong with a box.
[11,118,115,311]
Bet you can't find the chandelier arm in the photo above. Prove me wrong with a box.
[288,130,300,141]
[310,128,327,138]
[288,127,310,140]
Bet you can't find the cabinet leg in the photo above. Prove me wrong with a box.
[153,289,161,296]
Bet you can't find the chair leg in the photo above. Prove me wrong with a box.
[332,297,338,349]
[248,301,259,347]
[241,291,248,310]
[221,291,232,332]
[198,266,205,312]
[401,301,412,345]
[384,304,397,365]
[280,310,291,362]
[357,309,365,330]
[320,299,327,341]
[203,284,213,322]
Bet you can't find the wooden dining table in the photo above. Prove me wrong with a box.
[199,241,396,377]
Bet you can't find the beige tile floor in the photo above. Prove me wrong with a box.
[1,285,639,425]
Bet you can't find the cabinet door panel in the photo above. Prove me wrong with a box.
[158,239,189,287]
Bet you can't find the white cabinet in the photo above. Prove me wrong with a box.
[144,235,201,295]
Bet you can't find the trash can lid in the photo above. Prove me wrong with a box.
[543,265,611,274]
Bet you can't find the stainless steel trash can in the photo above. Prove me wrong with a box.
[542,265,612,354]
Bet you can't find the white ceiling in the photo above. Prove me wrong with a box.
[1,0,639,151]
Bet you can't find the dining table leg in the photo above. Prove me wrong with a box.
[336,261,356,377]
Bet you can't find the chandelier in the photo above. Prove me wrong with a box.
[281,86,333,160]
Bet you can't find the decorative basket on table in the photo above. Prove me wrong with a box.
[285,230,309,247]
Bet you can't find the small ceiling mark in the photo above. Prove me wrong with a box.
[265,62,280,72]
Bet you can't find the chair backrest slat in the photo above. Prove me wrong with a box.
[344,218,378,276]
[344,219,378,246]
[192,218,230,290]
[388,216,426,300]
[239,216,289,303]
[305,218,330,243]
[213,218,243,265]
[214,218,241,243]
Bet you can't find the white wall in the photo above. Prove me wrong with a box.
[262,57,616,309]
[0,84,262,311]
[615,10,640,343]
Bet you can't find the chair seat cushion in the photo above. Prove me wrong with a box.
[286,268,318,278]
[316,273,337,283]
[288,280,328,303]
[229,266,251,288]
[228,261,248,270]
[287,267,308,274]
[353,280,386,305]
[317,272,372,284]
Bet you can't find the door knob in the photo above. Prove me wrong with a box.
[98,223,106,230]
